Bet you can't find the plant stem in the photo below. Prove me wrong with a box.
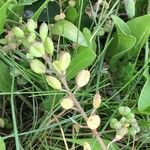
[60,76,107,150]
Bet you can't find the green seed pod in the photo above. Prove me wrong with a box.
[12,27,25,38]
[46,76,62,90]
[0,118,4,128]
[59,51,71,71]
[29,42,45,57]
[126,112,135,119]
[30,59,46,74]
[27,32,36,43]
[120,117,130,128]
[115,127,128,140]
[52,60,62,74]
[118,106,131,116]
[44,37,54,55]
[76,70,90,88]
[128,127,137,136]
[27,19,37,32]
[39,22,48,41]
[131,123,140,133]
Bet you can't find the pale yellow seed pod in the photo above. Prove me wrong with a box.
[83,142,92,150]
[87,115,101,130]
[27,19,37,32]
[0,118,4,128]
[46,76,62,90]
[39,22,48,41]
[68,0,76,7]
[30,59,46,74]
[76,70,90,88]
[59,13,65,20]
[52,60,62,74]
[59,51,71,70]
[44,37,54,55]
[60,96,74,110]
[29,42,45,57]
[93,92,101,110]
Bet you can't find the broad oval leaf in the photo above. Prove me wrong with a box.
[67,46,96,79]
[68,138,119,150]
[138,68,150,114]
[0,136,6,150]
[51,20,87,47]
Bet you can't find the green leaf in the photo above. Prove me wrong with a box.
[68,138,119,150]
[138,68,150,114]
[0,136,6,150]
[65,7,78,23]
[67,46,96,79]
[0,61,12,92]
[124,0,135,18]
[0,0,12,34]
[51,20,87,47]
[108,15,136,71]
[127,14,150,58]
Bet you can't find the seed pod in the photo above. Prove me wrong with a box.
[30,59,46,74]
[118,106,131,116]
[59,51,71,70]
[12,27,25,38]
[126,112,135,119]
[59,13,65,20]
[76,70,90,88]
[87,115,101,130]
[52,60,62,74]
[39,22,48,41]
[27,32,36,43]
[83,142,92,150]
[115,127,128,141]
[54,15,60,21]
[68,0,76,7]
[44,37,54,55]
[29,42,45,57]
[46,76,62,90]
[120,117,130,128]
[128,127,137,136]
[0,118,4,128]
[60,96,74,110]
[27,19,37,32]
[93,92,101,110]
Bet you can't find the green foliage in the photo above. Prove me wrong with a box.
[68,138,119,150]
[51,19,87,47]
[138,68,150,114]
[0,137,6,150]
[0,61,11,92]
[67,46,96,79]
[0,0,12,34]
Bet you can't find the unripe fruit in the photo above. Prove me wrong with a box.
[39,22,48,41]
[30,59,46,74]
[29,42,45,57]
[87,115,101,130]
[0,118,4,128]
[46,76,62,90]
[83,142,92,150]
[76,70,90,88]
[27,19,37,32]
[93,92,101,110]
[59,51,71,70]
[115,127,128,140]
[52,60,62,74]
[118,106,131,116]
[60,96,74,110]
[126,112,135,119]
[68,0,76,7]
[128,127,137,136]
[44,37,54,55]
[12,27,24,38]
[27,32,36,43]
[54,13,65,21]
